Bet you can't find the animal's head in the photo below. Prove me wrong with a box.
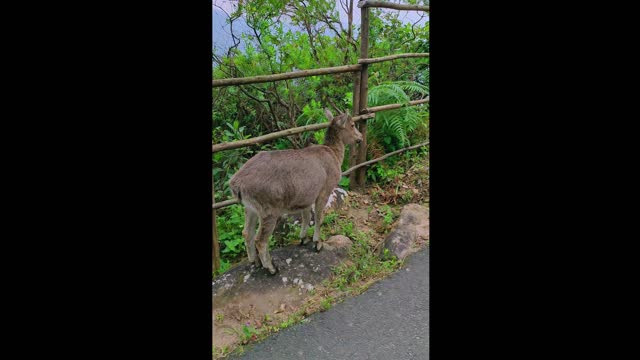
[325,108,363,145]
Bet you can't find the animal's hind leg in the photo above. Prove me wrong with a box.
[299,207,312,246]
[243,208,259,264]
[255,215,279,275]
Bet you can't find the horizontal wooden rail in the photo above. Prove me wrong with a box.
[212,54,428,86]
[358,0,430,11]
[212,64,362,87]
[363,97,429,113]
[342,141,428,176]
[212,96,429,153]
[213,141,429,209]
[212,113,375,153]
[358,53,429,64]
[212,199,239,210]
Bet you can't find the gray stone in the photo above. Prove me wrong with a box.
[324,235,353,250]
[382,204,429,260]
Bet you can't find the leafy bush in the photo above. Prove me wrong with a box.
[212,121,254,198]
[217,205,245,260]
[366,81,429,152]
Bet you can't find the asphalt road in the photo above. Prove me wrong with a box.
[229,247,429,360]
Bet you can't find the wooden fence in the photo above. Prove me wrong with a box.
[212,0,429,271]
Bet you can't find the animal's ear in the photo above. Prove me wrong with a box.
[334,114,348,128]
[324,108,334,122]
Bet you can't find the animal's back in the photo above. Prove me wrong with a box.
[229,146,339,212]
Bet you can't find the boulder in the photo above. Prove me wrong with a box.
[381,204,429,260]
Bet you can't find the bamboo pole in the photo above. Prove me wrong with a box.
[349,65,362,187]
[358,53,429,64]
[212,113,375,153]
[212,198,239,210]
[358,0,430,11]
[363,97,430,113]
[211,95,428,159]
[342,141,429,176]
[212,193,221,273]
[212,64,361,87]
[356,5,371,188]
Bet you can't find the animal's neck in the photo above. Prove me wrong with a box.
[324,127,345,166]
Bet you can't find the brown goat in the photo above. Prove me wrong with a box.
[229,109,363,274]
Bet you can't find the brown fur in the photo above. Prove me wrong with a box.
[229,109,363,274]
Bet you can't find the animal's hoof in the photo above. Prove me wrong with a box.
[268,265,279,275]
[315,242,323,252]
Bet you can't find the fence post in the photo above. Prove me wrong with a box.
[212,191,221,273]
[349,70,362,188]
[356,5,371,188]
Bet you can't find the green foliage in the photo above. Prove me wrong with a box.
[214,258,231,276]
[212,121,254,198]
[296,99,329,145]
[320,297,333,311]
[381,205,395,225]
[367,81,429,151]
[217,205,245,260]
[241,325,258,342]
[341,221,354,238]
[338,176,350,189]
[366,160,403,184]
[324,212,338,225]
[215,312,224,323]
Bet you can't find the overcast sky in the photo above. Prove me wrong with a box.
[213,0,429,55]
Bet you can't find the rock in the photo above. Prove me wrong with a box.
[325,187,349,211]
[381,204,429,260]
[325,235,353,249]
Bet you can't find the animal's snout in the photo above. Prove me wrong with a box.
[356,137,362,143]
